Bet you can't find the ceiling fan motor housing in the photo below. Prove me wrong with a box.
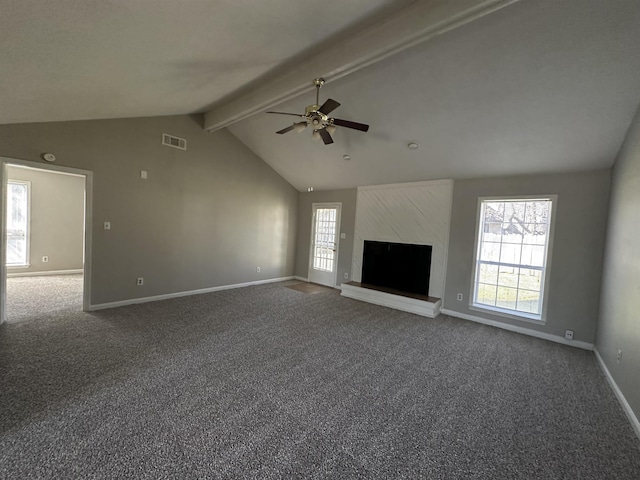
[305,105,328,127]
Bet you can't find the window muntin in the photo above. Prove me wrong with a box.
[473,198,553,320]
[6,180,30,266]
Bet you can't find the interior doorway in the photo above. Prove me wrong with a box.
[0,157,93,323]
[308,202,341,287]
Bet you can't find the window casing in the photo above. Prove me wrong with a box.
[6,180,30,267]
[471,196,555,322]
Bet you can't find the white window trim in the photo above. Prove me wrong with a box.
[6,179,31,268]
[469,194,558,323]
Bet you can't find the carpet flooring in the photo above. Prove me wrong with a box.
[285,281,336,295]
[5,274,83,322]
[1,281,639,478]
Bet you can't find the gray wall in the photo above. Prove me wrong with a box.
[295,189,357,285]
[444,170,610,343]
[6,166,84,274]
[0,115,298,305]
[596,106,640,419]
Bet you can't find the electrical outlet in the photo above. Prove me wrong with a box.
[617,349,622,364]
[137,277,144,286]
[42,256,49,263]
[344,272,349,279]
[564,330,574,340]
[457,293,463,301]
[256,266,260,273]
[104,221,111,230]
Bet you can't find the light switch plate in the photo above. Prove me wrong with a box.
[340,233,346,239]
[104,221,111,230]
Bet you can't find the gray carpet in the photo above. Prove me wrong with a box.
[1,281,639,478]
[5,274,83,322]
[286,281,336,295]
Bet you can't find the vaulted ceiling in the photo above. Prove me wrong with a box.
[2,0,640,191]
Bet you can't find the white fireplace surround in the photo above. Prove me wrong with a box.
[342,179,453,317]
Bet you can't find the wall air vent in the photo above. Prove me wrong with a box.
[162,133,187,150]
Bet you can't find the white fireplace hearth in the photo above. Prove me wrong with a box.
[341,282,442,318]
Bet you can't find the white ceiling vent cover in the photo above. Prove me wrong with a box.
[162,133,187,150]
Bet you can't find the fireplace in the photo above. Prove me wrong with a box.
[361,240,432,296]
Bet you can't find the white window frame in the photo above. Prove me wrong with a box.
[6,179,31,268]
[470,195,557,323]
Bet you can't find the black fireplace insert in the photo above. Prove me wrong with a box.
[362,240,432,296]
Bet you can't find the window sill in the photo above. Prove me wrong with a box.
[7,264,30,269]
[469,304,546,325]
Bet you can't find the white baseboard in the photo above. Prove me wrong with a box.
[440,309,594,351]
[594,348,640,441]
[89,276,294,311]
[7,269,83,278]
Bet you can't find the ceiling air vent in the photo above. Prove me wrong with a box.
[162,133,187,150]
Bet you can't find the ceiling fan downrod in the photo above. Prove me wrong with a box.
[313,78,325,107]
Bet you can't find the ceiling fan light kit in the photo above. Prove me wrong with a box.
[267,78,369,145]
[293,122,307,132]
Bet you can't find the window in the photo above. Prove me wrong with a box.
[472,197,555,321]
[6,180,30,266]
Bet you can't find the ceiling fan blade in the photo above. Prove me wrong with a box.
[318,128,334,145]
[331,118,370,132]
[267,111,304,117]
[276,124,296,134]
[318,98,341,115]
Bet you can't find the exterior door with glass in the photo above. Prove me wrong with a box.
[308,203,341,287]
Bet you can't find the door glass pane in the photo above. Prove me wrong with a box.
[6,181,29,266]
[313,208,337,272]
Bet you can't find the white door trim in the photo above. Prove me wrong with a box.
[0,157,93,323]
[308,202,342,287]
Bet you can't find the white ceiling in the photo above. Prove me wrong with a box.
[229,0,640,190]
[0,0,407,124]
[2,0,640,192]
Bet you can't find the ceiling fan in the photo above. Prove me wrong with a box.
[266,78,369,145]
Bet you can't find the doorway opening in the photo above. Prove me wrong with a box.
[308,202,341,288]
[0,158,93,323]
